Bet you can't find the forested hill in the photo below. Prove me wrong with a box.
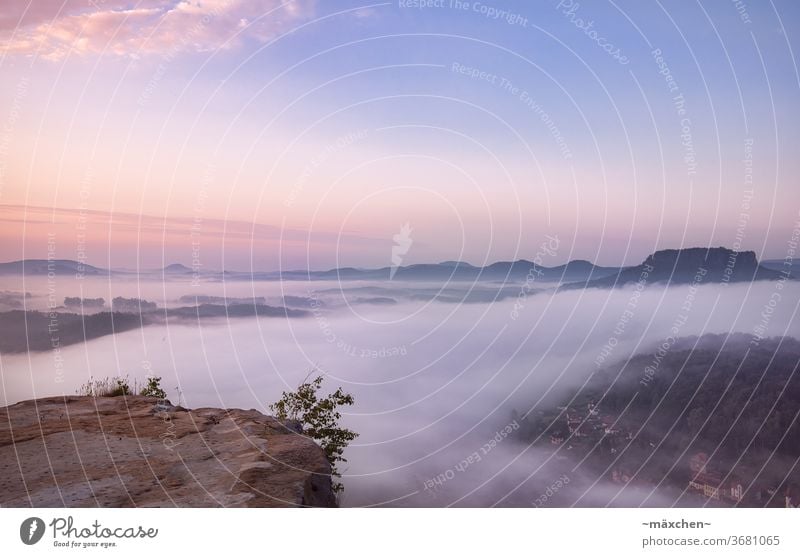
[584,334,800,457]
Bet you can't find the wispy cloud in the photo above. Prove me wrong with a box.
[0,0,315,61]
[0,204,382,245]
[0,204,389,270]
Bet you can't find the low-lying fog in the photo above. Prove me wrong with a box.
[1,275,798,507]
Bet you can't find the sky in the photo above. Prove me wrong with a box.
[0,0,798,270]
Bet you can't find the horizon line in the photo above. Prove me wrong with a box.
[0,245,788,276]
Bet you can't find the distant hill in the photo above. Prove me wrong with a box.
[761,259,799,278]
[0,259,106,276]
[162,263,192,274]
[0,260,195,277]
[438,260,476,268]
[563,247,785,289]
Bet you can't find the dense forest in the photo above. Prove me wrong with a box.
[0,301,309,353]
[0,310,143,353]
[517,333,800,506]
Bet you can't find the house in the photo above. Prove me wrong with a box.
[784,486,799,508]
[688,471,723,499]
[686,457,745,503]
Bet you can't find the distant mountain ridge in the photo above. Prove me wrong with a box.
[0,256,617,281]
[230,259,622,283]
[0,247,792,285]
[0,259,107,276]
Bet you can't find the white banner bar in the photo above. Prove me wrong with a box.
[1,508,798,557]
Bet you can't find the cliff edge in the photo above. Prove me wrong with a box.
[0,395,336,507]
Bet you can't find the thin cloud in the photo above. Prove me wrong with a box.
[0,204,385,246]
[0,0,316,61]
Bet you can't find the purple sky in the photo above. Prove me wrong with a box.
[1,0,798,270]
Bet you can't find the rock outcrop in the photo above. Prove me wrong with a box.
[564,246,786,289]
[0,396,336,507]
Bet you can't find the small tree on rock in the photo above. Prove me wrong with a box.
[269,374,357,493]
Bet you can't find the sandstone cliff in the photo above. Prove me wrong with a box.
[564,246,785,289]
[0,395,336,507]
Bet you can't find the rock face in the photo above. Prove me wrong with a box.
[642,247,760,279]
[0,396,336,507]
[566,247,785,289]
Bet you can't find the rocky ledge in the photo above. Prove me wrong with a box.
[0,396,335,507]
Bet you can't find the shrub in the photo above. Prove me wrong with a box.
[269,374,358,493]
[140,376,167,399]
[110,377,131,397]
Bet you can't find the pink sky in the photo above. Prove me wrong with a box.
[1,1,798,269]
